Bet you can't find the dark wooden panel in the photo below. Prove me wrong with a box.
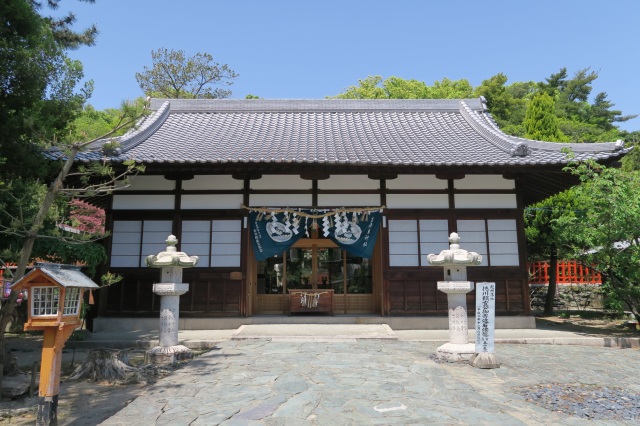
[387,267,528,315]
[101,268,244,316]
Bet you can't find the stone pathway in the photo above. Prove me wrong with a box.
[100,340,640,425]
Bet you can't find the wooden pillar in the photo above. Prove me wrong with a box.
[37,324,76,426]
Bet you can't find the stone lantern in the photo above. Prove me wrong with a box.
[426,232,482,362]
[145,235,198,364]
[12,263,99,425]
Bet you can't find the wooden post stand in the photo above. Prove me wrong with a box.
[36,324,78,424]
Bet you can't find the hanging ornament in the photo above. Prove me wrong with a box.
[291,214,300,235]
[284,211,291,230]
[322,216,331,237]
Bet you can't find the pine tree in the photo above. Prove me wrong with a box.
[524,92,567,142]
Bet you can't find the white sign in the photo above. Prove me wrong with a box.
[475,282,496,353]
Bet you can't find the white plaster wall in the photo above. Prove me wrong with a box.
[386,194,449,209]
[181,194,243,209]
[386,175,446,190]
[112,194,175,210]
[454,194,517,209]
[117,175,175,191]
[250,194,312,207]
[318,175,379,190]
[317,194,380,207]
[182,175,243,190]
[251,176,311,190]
[455,175,515,190]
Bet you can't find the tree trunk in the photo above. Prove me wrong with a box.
[544,247,558,316]
[69,349,138,383]
[0,147,80,367]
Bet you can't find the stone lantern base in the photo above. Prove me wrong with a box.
[145,345,193,365]
[436,342,476,362]
[470,352,500,369]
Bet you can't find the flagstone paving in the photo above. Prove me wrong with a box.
[100,340,640,425]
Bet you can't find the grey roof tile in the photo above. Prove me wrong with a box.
[73,98,629,167]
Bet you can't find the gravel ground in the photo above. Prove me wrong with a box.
[517,383,640,422]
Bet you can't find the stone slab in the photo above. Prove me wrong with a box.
[231,324,398,340]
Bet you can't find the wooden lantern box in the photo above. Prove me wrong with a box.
[12,264,98,332]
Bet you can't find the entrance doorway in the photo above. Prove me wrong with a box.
[254,238,377,314]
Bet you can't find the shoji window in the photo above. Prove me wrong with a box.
[110,220,173,267]
[181,220,242,267]
[456,219,519,266]
[388,219,449,267]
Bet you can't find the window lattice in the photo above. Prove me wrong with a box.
[63,287,81,315]
[32,287,59,316]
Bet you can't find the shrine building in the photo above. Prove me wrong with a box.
[71,98,628,330]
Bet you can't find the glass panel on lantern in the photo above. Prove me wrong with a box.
[63,287,81,315]
[32,287,60,316]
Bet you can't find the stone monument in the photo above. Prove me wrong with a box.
[427,232,482,362]
[145,235,199,364]
[471,282,499,369]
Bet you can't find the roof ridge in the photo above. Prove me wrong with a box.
[150,98,486,113]
[464,101,627,154]
[117,101,171,154]
[459,101,531,157]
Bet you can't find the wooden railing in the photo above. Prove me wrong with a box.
[528,260,601,285]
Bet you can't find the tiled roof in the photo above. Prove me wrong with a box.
[13,263,99,289]
[73,98,628,167]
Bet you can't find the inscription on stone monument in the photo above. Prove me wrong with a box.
[475,282,496,354]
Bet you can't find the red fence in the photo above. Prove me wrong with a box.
[528,260,602,285]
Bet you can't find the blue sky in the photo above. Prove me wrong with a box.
[59,0,639,131]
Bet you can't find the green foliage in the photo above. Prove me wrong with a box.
[101,271,123,287]
[0,180,49,258]
[333,70,636,146]
[523,92,567,142]
[0,179,108,275]
[558,163,640,322]
[334,76,388,99]
[524,189,582,261]
[136,48,238,99]
[425,77,474,99]
[33,236,108,276]
[473,73,513,125]
[620,131,640,171]
[68,104,133,142]
[0,0,95,181]
[334,75,473,100]
[536,68,635,142]
[383,77,430,99]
